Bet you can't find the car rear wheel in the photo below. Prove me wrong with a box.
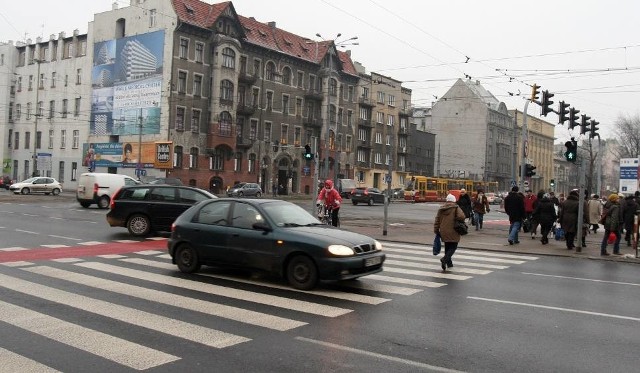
[97,196,110,209]
[367,198,373,206]
[238,191,244,197]
[286,255,318,290]
[255,192,261,198]
[127,214,151,236]
[352,200,358,205]
[21,188,30,195]
[176,244,201,273]
[51,188,61,196]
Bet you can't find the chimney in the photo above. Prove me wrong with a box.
[50,34,56,40]
[113,2,119,10]
[267,21,276,28]
[26,38,32,45]
[59,31,65,39]
[36,36,42,43]
[73,29,79,36]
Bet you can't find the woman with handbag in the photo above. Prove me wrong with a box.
[434,193,466,271]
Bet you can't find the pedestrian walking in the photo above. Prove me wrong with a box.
[504,186,525,245]
[529,190,544,239]
[456,189,473,224]
[472,189,490,230]
[600,193,622,256]
[271,183,277,197]
[622,194,638,246]
[434,194,466,271]
[532,193,557,245]
[587,194,603,233]
[558,190,582,250]
[524,189,538,239]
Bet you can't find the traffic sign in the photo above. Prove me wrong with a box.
[385,174,391,183]
[524,180,529,187]
[511,180,517,187]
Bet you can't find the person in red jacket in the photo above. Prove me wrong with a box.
[523,189,538,239]
[316,179,342,226]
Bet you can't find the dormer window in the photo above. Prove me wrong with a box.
[258,30,267,37]
[185,4,194,15]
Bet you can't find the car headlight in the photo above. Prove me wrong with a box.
[374,240,383,251]
[327,245,355,256]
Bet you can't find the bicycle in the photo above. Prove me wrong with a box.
[317,204,339,227]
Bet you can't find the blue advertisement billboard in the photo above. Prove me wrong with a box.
[91,30,164,136]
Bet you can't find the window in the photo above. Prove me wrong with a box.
[251,87,259,107]
[17,76,22,91]
[39,73,45,89]
[222,47,235,68]
[266,91,273,111]
[375,132,382,144]
[48,100,55,119]
[58,162,65,183]
[220,80,234,102]
[348,86,354,101]
[173,146,183,168]
[191,109,201,133]
[294,126,301,146]
[219,111,232,136]
[361,86,370,99]
[60,129,66,148]
[297,71,303,88]
[377,91,385,103]
[386,134,391,145]
[149,9,157,27]
[249,119,257,140]
[282,66,291,85]
[253,59,261,77]
[388,94,396,107]
[26,103,31,119]
[78,40,87,56]
[211,148,224,170]
[193,74,202,96]
[76,69,81,85]
[248,153,256,174]
[189,147,198,168]
[375,152,381,164]
[282,95,289,115]
[48,129,54,149]
[51,72,56,88]
[376,112,384,124]
[264,122,272,142]
[195,42,204,62]
[387,114,394,126]
[65,41,74,58]
[280,124,288,145]
[25,132,30,149]
[36,131,42,149]
[347,110,353,126]
[61,99,68,118]
[28,75,33,90]
[179,38,189,58]
[37,101,43,117]
[265,61,276,81]
[74,98,81,116]
[178,71,187,93]
[71,162,77,181]
[295,98,302,117]
[64,74,68,87]
[329,78,337,96]
[14,132,19,149]
[346,135,352,152]
[175,107,185,130]
[233,152,242,172]
[15,104,21,120]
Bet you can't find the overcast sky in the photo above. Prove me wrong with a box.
[2,0,639,142]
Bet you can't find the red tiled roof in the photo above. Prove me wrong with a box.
[170,0,358,76]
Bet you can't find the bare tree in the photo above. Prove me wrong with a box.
[613,114,640,158]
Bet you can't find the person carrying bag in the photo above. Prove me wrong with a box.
[434,194,466,271]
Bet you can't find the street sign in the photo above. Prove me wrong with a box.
[385,174,391,183]
[524,180,529,187]
[511,180,517,187]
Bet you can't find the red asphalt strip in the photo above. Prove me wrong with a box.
[0,240,167,263]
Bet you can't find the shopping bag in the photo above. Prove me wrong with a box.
[433,233,442,255]
[554,227,565,240]
[607,232,616,244]
[522,218,531,233]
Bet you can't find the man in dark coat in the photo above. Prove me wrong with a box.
[558,190,585,250]
[504,186,525,245]
[456,188,473,223]
[622,194,638,246]
[532,193,557,245]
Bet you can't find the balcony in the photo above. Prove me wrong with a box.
[358,96,375,107]
[303,116,322,128]
[238,71,257,84]
[356,161,371,169]
[358,118,373,128]
[398,126,408,135]
[304,88,323,101]
[398,107,412,117]
[207,123,236,149]
[236,136,254,149]
[397,146,408,154]
[236,103,257,116]
[358,139,372,148]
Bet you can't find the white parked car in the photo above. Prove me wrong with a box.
[9,177,63,195]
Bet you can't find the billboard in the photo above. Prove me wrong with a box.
[91,30,164,136]
[619,158,639,194]
[82,142,173,170]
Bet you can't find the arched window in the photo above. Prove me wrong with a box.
[265,61,276,81]
[329,78,337,97]
[222,47,235,69]
[282,66,291,85]
[219,111,232,136]
[189,147,199,168]
[211,148,224,170]
[220,80,234,102]
[234,152,242,172]
[173,145,183,168]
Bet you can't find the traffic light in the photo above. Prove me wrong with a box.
[564,139,577,163]
[303,144,313,160]
[568,107,580,130]
[550,179,555,187]
[580,114,591,135]
[530,84,540,102]
[589,120,600,139]
[558,101,570,124]
[525,164,537,177]
[540,90,555,116]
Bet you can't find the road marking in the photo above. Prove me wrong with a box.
[0,347,61,373]
[48,234,82,241]
[78,241,104,246]
[51,258,84,263]
[383,266,472,280]
[135,250,164,255]
[387,253,509,269]
[296,337,466,372]
[0,273,250,349]
[336,280,423,295]
[1,261,32,267]
[41,244,69,248]
[382,242,538,260]
[25,265,306,331]
[385,259,492,275]
[522,272,640,287]
[0,300,180,370]
[15,229,38,235]
[381,246,526,264]
[468,296,640,322]
[366,274,447,288]
[79,260,353,317]
[0,247,28,251]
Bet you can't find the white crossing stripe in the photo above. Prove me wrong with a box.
[335,280,422,295]
[382,246,526,264]
[146,237,168,241]
[114,240,139,243]
[78,260,353,317]
[97,254,127,259]
[0,300,180,370]
[24,266,306,331]
[0,247,28,251]
[51,258,84,263]
[156,254,172,259]
[1,261,33,267]
[0,347,61,373]
[382,266,472,280]
[134,250,164,255]
[365,274,447,288]
[382,242,539,261]
[78,241,103,246]
[387,253,509,269]
[0,273,250,349]
[41,244,69,248]
[385,259,492,275]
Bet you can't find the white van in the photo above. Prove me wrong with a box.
[76,173,140,209]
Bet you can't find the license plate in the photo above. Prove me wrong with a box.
[364,256,382,267]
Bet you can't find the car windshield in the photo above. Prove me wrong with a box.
[232,183,246,189]
[20,177,38,183]
[262,201,321,227]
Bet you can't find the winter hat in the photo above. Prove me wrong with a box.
[446,194,456,202]
[511,186,519,192]
[608,193,619,202]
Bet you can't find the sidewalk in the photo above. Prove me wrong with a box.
[340,218,640,263]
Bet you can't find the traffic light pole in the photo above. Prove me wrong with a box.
[576,156,586,252]
[520,100,530,189]
[311,136,320,214]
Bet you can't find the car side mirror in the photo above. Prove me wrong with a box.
[252,221,272,232]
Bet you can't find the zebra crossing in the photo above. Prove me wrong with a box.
[0,241,537,371]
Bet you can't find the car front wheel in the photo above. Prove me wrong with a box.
[352,200,358,205]
[21,188,30,195]
[286,255,318,290]
[176,244,201,273]
[127,214,151,236]
[255,192,261,198]
[367,198,374,206]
